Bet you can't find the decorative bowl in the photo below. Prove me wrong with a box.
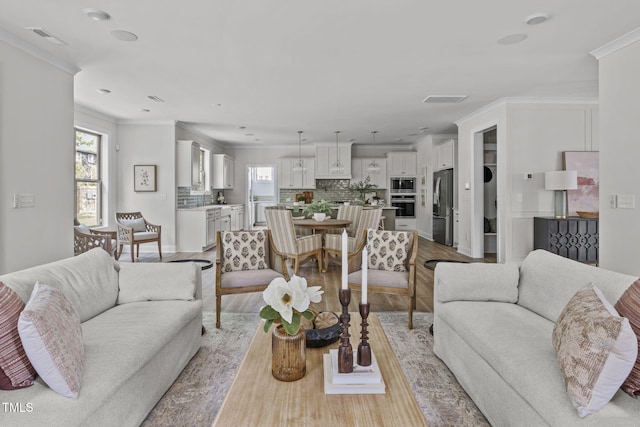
[306,312,341,348]
[313,213,326,222]
[576,211,599,218]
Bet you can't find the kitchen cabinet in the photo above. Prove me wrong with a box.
[176,207,220,251]
[278,157,316,189]
[314,143,352,179]
[213,154,234,189]
[176,140,203,187]
[351,158,387,188]
[387,152,417,176]
[230,205,244,231]
[435,139,455,171]
[534,217,598,263]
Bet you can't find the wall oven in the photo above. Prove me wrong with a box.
[390,177,416,194]
[390,195,416,218]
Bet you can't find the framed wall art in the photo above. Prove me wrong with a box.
[563,151,599,216]
[134,165,157,192]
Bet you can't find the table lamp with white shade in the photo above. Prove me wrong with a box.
[545,170,578,218]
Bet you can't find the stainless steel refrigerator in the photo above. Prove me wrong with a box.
[433,168,454,246]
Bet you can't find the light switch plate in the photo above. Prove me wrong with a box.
[12,193,35,208]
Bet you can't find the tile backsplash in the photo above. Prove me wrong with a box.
[279,179,386,203]
[177,187,217,208]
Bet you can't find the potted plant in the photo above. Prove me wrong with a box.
[349,176,378,203]
[303,199,334,221]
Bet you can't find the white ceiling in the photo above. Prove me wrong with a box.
[1,1,639,147]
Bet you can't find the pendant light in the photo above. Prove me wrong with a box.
[367,131,381,174]
[293,130,306,173]
[330,131,345,174]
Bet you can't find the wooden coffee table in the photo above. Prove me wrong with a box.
[212,312,427,426]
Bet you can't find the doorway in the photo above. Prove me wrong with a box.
[247,165,277,229]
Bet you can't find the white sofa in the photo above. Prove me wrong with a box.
[434,249,640,426]
[0,248,202,427]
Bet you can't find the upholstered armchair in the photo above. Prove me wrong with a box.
[215,229,288,328]
[115,212,162,262]
[73,224,116,257]
[265,208,323,275]
[323,208,382,272]
[348,229,418,328]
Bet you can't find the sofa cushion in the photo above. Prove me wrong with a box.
[435,262,519,303]
[366,230,411,272]
[18,283,84,398]
[0,248,119,323]
[552,286,637,417]
[221,230,269,272]
[614,278,640,396]
[517,250,636,323]
[117,263,198,304]
[0,281,36,390]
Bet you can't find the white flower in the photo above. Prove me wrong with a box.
[263,277,295,323]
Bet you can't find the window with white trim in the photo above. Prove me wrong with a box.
[75,129,102,226]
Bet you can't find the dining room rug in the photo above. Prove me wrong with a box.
[140,311,488,427]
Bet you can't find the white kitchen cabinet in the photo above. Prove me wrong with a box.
[176,140,202,187]
[314,143,352,179]
[213,154,234,189]
[435,139,455,171]
[351,158,387,188]
[177,207,220,252]
[278,157,315,189]
[387,152,417,176]
[230,205,244,231]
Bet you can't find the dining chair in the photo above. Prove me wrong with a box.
[73,224,116,257]
[115,212,162,262]
[265,208,323,275]
[215,229,287,328]
[323,208,382,272]
[348,229,418,329]
[327,204,362,237]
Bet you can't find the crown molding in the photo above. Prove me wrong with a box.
[590,27,640,60]
[117,119,176,126]
[0,28,80,75]
[455,97,598,126]
[74,104,117,123]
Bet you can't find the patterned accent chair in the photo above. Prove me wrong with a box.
[265,208,323,275]
[115,212,162,262]
[323,208,382,272]
[327,204,362,237]
[73,224,116,257]
[215,229,287,328]
[348,230,418,328]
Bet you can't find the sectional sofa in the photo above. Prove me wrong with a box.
[0,248,202,427]
[434,249,640,426]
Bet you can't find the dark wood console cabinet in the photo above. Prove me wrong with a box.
[534,217,599,263]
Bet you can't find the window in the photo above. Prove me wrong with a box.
[254,167,273,181]
[75,129,102,226]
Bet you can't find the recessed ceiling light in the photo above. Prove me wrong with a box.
[141,109,151,113]
[25,27,67,45]
[147,95,164,103]
[347,138,356,142]
[524,13,550,25]
[497,33,527,45]
[419,126,429,130]
[96,88,111,94]
[423,95,467,104]
[110,30,138,42]
[238,126,246,129]
[83,8,111,21]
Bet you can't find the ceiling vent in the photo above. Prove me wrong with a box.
[422,95,468,104]
[25,27,67,45]
[147,95,165,103]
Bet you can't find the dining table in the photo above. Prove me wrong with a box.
[293,218,351,272]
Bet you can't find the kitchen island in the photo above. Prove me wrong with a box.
[176,204,244,252]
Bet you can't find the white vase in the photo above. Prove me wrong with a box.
[313,213,326,222]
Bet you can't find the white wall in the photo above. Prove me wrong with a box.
[0,41,75,273]
[74,106,119,228]
[597,38,640,275]
[116,122,177,253]
[456,99,597,263]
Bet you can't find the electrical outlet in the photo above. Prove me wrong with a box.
[523,173,534,181]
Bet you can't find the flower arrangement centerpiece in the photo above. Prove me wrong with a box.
[260,275,323,335]
[302,199,333,216]
[349,176,378,203]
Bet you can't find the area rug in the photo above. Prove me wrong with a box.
[141,312,489,427]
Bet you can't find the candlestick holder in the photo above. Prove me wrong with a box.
[338,288,353,373]
[357,302,372,366]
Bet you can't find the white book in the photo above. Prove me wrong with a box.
[323,354,386,395]
[329,349,382,385]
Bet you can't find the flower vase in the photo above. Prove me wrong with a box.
[271,324,306,381]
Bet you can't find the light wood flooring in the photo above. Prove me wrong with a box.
[121,238,495,315]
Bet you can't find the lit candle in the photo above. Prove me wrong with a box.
[361,246,368,304]
[341,229,348,289]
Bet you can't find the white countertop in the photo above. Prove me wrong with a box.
[177,204,242,211]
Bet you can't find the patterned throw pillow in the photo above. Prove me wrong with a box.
[366,230,411,272]
[18,283,84,398]
[221,230,268,272]
[0,281,36,390]
[614,278,640,396]
[552,285,637,417]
